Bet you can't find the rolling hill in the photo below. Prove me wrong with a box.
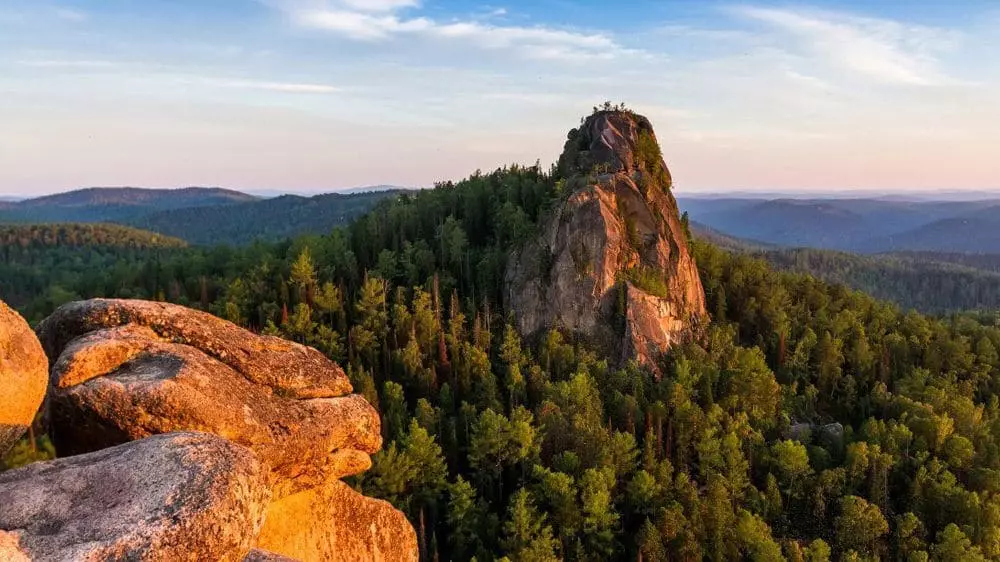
[0,187,257,223]
[679,196,1000,253]
[689,221,1000,314]
[0,187,404,246]
[125,190,403,246]
[863,205,1000,253]
[0,223,187,250]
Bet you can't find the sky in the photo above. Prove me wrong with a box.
[1,0,998,196]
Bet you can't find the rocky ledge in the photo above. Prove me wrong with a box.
[37,299,380,498]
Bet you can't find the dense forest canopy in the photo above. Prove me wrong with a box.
[5,118,1000,560]
[0,223,186,249]
[691,222,1000,315]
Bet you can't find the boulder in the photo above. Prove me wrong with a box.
[256,479,419,562]
[0,299,48,457]
[0,432,270,561]
[36,298,351,398]
[37,299,381,498]
[505,111,706,373]
[819,422,846,450]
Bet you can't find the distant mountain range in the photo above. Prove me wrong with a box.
[243,185,414,198]
[0,187,402,245]
[5,187,999,254]
[679,196,1000,254]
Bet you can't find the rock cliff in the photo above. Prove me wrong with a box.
[505,110,707,370]
[0,297,418,562]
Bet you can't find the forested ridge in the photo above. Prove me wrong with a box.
[124,190,403,245]
[751,248,1000,315]
[690,222,1000,314]
[0,223,187,249]
[0,187,399,246]
[0,224,188,321]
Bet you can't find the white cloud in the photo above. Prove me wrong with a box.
[216,79,341,93]
[53,7,87,22]
[731,5,959,86]
[275,1,633,61]
[16,59,118,68]
[340,0,419,12]
[293,9,431,40]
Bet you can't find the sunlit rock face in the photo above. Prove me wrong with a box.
[36,299,379,499]
[257,479,419,562]
[0,299,48,457]
[3,298,420,562]
[506,111,707,371]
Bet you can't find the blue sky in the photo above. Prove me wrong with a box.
[1,0,998,196]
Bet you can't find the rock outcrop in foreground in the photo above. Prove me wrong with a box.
[257,479,417,561]
[0,432,270,561]
[37,299,380,499]
[0,297,418,562]
[506,110,707,369]
[0,301,48,457]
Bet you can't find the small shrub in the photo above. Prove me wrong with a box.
[625,266,669,298]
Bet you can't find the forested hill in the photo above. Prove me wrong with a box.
[690,223,1000,314]
[680,196,1000,253]
[0,187,404,246]
[760,248,1000,314]
[0,187,256,223]
[125,190,403,246]
[0,223,186,249]
[0,224,188,320]
[8,108,1000,561]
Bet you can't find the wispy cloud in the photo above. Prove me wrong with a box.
[270,0,634,62]
[16,59,118,68]
[53,7,87,22]
[216,79,341,94]
[731,5,959,86]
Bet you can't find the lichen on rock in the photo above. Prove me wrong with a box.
[0,432,271,562]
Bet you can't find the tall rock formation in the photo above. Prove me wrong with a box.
[506,110,707,369]
[0,300,48,457]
